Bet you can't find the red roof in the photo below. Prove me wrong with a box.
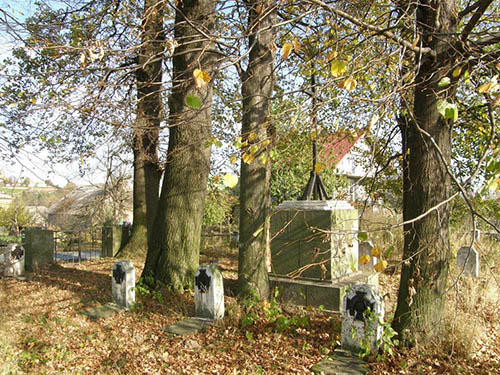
[319,131,364,167]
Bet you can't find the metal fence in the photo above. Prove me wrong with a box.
[53,228,102,263]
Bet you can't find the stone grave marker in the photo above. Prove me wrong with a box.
[358,241,377,272]
[457,246,479,278]
[112,260,135,309]
[342,284,384,354]
[194,264,224,320]
[3,244,25,277]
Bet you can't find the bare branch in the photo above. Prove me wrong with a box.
[308,0,436,58]
[460,0,494,42]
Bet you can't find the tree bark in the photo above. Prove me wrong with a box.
[237,0,276,300]
[120,0,163,258]
[393,0,457,343]
[143,0,216,291]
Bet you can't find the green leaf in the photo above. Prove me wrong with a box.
[186,94,202,109]
[384,245,394,258]
[437,100,458,122]
[357,232,368,241]
[437,77,450,88]
[444,104,458,122]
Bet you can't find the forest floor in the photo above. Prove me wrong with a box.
[0,245,499,375]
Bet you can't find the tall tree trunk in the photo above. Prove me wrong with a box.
[142,0,216,291]
[393,0,457,343]
[120,0,163,258]
[237,0,276,300]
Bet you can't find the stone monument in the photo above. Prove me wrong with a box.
[341,284,384,354]
[271,200,359,280]
[112,260,135,309]
[269,200,377,311]
[457,246,479,278]
[3,244,25,277]
[22,228,54,271]
[194,264,224,320]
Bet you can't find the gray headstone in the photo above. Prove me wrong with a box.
[3,244,25,277]
[112,260,135,308]
[457,246,479,278]
[342,284,384,354]
[358,241,377,271]
[194,264,224,320]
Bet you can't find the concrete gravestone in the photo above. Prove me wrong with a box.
[112,260,135,309]
[194,264,224,320]
[271,200,359,280]
[342,284,384,354]
[457,246,479,278]
[3,244,25,277]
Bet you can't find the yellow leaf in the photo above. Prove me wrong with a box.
[253,224,264,238]
[374,260,388,273]
[193,68,210,88]
[370,247,381,258]
[452,67,462,78]
[292,39,301,54]
[242,153,254,164]
[359,255,371,265]
[249,144,259,154]
[281,42,292,60]
[258,153,269,165]
[315,162,324,174]
[478,81,499,93]
[261,139,271,148]
[338,77,357,92]
[248,132,257,142]
[411,34,420,49]
[326,51,338,62]
[230,155,238,164]
[330,60,346,77]
[493,94,500,107]
[223,173,238,188]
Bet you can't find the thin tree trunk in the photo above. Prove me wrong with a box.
[393,0,457,343]
[143,0,216,291]
[120,0,163,258]
[237,0,276,300]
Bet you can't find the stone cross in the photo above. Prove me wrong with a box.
[457,246,479,278]
[194,264,224,320]
[342,284,384,354]
[3,244,25,277]
[112,260,135,309]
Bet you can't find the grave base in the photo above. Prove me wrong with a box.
[163,318,215,336]
[311,349,368,374]
[81,303,126,319]
[269,271,378,312]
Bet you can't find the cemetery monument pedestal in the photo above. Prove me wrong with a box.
[22,228,54,271]
[270,200,377,311]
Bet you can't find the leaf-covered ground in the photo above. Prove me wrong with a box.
[0,250,499,374]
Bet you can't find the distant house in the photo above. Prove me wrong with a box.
[320,131,373,202]
[48,185,132,231]
[48,186,106,231]
[26,206,49,227]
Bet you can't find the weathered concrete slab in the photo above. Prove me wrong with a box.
[311,350,368,374]
[163,318,214,336]
[81,303,126,319]
[269,271,378,312]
